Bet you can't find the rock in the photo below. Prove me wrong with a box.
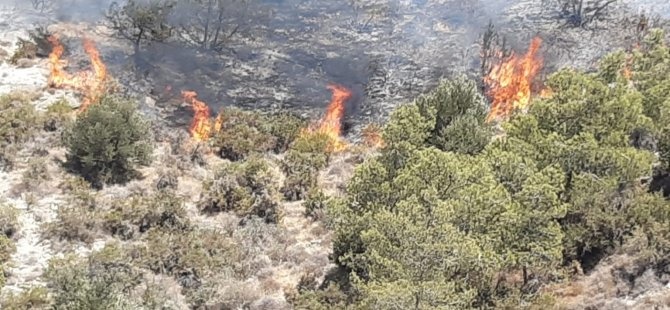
[15,58,35,68]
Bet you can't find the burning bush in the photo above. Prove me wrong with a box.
[198,157,282,223]
[62,95,152,187]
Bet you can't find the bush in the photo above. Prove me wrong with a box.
[0,203,19,239]
[199,157,281,223]
[9,39,37,65]
[103,191,191,240]
[19,157,51,193]
[44,205,99,244]
[0,286,50,310]
[280,133,331,201]
[132,228,240,291]
[0,93,39,170]
[43,98,74,132]
[304,188,329,220]
[44,244,142,309]
[62,95,152,187]
[211,108,306,160]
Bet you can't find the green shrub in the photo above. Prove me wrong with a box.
[44,205,99,244]
[262,112,306,153]
[304,187,328,220]
[44,244,141,309]
[281,149,328,201]
[132,228,241,291]
[0,286,51,310]
[43,98,74,132]
[19,157,51,192]
[0,203,19,238]
[62,95,152,187]
[198,157,281,223]
[103,191,191,240]
[0,235,15,263]
[0,93,39,170]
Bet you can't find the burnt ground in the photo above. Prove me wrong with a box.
[4,0,670,141]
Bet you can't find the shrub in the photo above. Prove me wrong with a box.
[281,150,328,201]
[0,286,51,310]
[19,157,51,193]
[0,235,15,263]
[0,93,39,170]
[44,205,99,244]
[44,244,142,309]
[132,228,241,292]
[262,112,306,153]
[198,157,281,223]
[43,98,74,132]
[304,188,328,220]
[0,203,19,238]
[212,108,275,161]
[103,191,191,240]
[9,39,37,65]
[62,95,152,187]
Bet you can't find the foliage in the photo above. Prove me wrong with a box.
[211,108,305,160]
[0,203,19,239]
[43,98,74,132]
[0,93,39,170]
[62,95,152,187]
[107,0,175,52]
[0,286,50,310]
[103,191,191,240]
[44,244,142,309]
[305,30,670,308]
[304,187,329,220]
[9,39,37,65]
[198,157,281,223]
[279,132,332,200]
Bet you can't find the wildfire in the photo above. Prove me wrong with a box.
[484,37,543,122]
[182,90,217,142]
[47,35,108,111]
[303,84,352,152]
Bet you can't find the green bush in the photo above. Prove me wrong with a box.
[0,93,40,170]
[62,95,152,187]
[0,286,50,310]
[198,157,281,223]
[0,203,19,238]
[280,133,332,201]
[304,187,329,220]
[44,244,141,309]
[211,108,306,160]
[103,191,191,240]
[43,98,74,132]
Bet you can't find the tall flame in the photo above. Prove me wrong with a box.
[47,35,108,111]
[484,37,543,122]
[181,90,214,141]
[303,84,352,152]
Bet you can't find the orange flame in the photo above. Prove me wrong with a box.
[181,90,214,141]
[484,37,543,122]
[47,35,108,111]
[303,84,352,152]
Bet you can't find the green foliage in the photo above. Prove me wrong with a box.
[280,132,332,201]
[304,187,328,220]
[107,0,175,52]
[0,93,39,170]
[62,95,152,186]
[43,98,74,132]
[199,157,281,223]
[0,286,51,310]
[212,108,275,161]
[103,191,191,240]
[132,227,241,292]
[211,108,306,160]
[45,204,99,244]
[0,203,19,239]
[44,244,141,309]
[314,30,670,308]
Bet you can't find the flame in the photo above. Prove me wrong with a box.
[302,84,352,152]
[47,35,108,111]
[214,113,224,133]
[362,124,385,148]
[181,90,214,141]
[484,37,543,122]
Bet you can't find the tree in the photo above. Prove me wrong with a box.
[62,95,152,187]
[543,0,618,28]
[107,0,175,54]
[173,0,268,51]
